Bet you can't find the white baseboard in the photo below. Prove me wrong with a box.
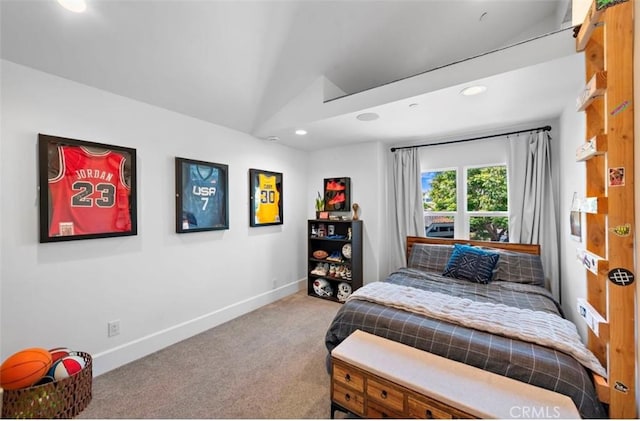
[91,279,306,376]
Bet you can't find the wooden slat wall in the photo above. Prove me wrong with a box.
[584,22,609,370]
[577,1,636,418]
[603,2,635,417]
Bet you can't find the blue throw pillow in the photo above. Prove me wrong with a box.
[443,244,500,284]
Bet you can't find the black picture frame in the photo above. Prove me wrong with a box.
[175,157,229,233]
[38,133,137,243]
[323,177,351,211]
[249,169,283,227]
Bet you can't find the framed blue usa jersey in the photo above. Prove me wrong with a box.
[175,157,229,233]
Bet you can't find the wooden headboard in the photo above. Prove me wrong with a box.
[405,236,540,264]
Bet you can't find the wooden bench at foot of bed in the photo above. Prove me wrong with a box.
[330,330,581,419]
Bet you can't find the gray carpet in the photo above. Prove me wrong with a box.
[78,290,343,419]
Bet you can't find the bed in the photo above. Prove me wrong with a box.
[324,237,607,418]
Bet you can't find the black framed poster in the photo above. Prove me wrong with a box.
[175,157,229,233]
[249,169,283,227]
[38,133,137,243]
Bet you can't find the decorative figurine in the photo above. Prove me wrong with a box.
[352,203,360,220]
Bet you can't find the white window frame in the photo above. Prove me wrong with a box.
[422,167,458,236]
[422,163,509,240]
[463,163,509,241]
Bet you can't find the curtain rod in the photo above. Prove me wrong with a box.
[390,125,552,152]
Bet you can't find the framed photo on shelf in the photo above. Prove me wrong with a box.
[38,133,137,243]
[323,177,350,211]
[175,157,229,233]
[249,169,283,227]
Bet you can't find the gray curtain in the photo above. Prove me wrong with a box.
[508,131,559,299]
[391,148,424,270]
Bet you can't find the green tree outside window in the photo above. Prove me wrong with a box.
[425,165,508,241]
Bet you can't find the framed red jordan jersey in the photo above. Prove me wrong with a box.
[249,169,283,227]
[38,134,138,243]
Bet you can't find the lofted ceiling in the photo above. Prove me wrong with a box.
[0,0,582,151]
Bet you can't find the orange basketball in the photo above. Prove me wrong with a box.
[0,347,52,390]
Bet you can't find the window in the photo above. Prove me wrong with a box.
[422,165,508,241]
[422,170,456,238]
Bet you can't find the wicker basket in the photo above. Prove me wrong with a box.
[1,352,92,419]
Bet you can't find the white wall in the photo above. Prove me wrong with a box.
[306,141,388,283]
[558,90,588,339]
[419,137,508,169]
[0,60,309,375]
[418,121,560,175]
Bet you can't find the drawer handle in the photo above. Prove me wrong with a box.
[425,409,434,419]
[344,374,351,382]
[380,390,387,399]
[345,393,351,402]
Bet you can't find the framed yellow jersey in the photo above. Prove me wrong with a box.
[249,169,283,226]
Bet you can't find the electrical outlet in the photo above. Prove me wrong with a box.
[108,320,120,337]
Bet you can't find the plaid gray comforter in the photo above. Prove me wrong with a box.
[325,268,606,418]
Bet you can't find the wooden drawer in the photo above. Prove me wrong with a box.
[332,361,364,392]
[408,395,475,419]
[366,398,405,419]
[332,382,365,415]
[366,377,405,413]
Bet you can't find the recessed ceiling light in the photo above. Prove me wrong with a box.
[356,112,379,121]
[57,0,87,13]
[295,129,307,135]
[460,85,487,96]
[266,136,279,142]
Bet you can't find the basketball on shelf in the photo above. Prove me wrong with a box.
[49,355,86,381]
[0,347,52,390]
